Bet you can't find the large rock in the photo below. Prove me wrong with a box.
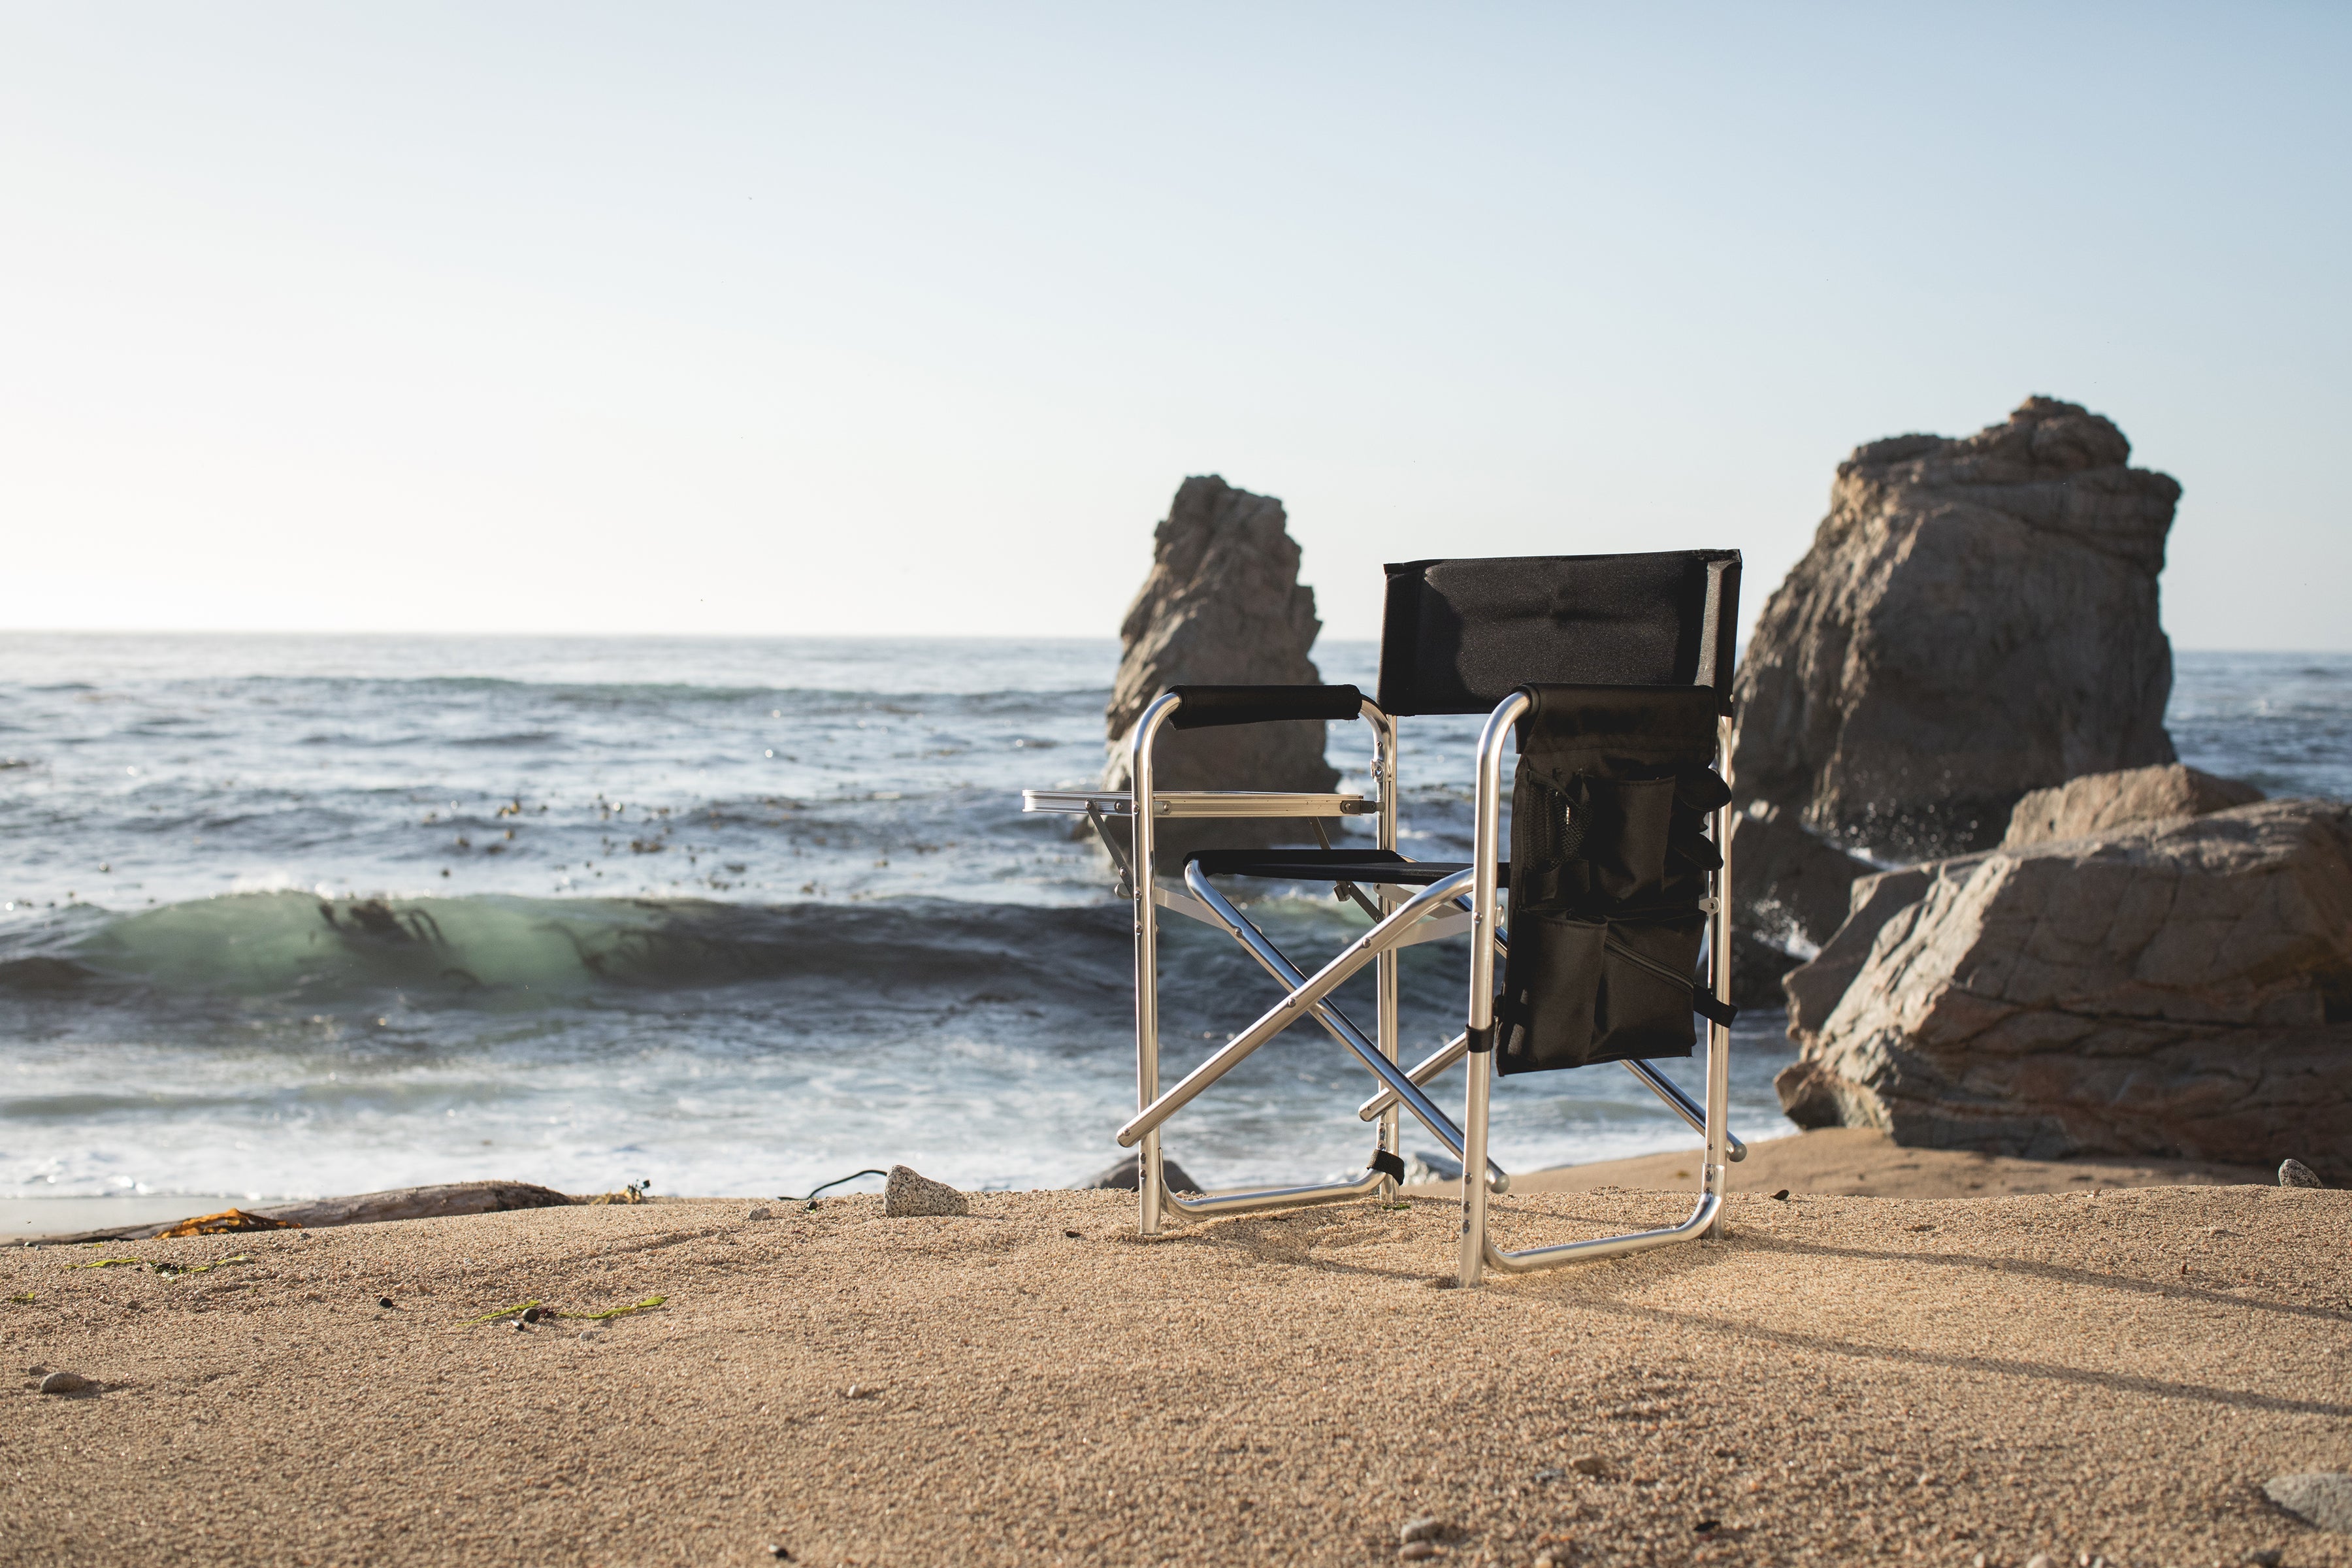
[1780,855,1987,1041]
[1773,800,2352,1181]
[2002,763,2262,849]
[1784,764,2266,1034]
[1731,397,2180,861]
[1102,478,1338,849]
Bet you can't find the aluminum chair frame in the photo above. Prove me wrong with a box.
[1452,691,1737,1286]
[1102,693,1742,1273]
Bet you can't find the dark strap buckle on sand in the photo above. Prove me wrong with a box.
[1028,551,1751,1287]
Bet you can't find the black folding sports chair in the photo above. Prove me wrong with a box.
[1023,549,1745,1286]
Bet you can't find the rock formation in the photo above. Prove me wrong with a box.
[1102,476,1337,857]
[1731,397,2181,863]
[2001,762,2262,849]
[1783,763,2268,1037]
[1773,799,2352,1181]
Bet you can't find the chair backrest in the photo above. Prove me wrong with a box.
[1375,551,1741,717]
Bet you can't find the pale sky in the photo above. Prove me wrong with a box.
[3,4,2344,645]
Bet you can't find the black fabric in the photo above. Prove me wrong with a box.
[1186,848,1511,890]
[1495,683,1733,1075]
[1367,1149,1407,1181]
[1377,551,1740,717]
[1165,684,1365,730]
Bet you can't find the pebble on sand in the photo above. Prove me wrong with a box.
[883,1166,970,1218]
[1569,1454,1610,1477]
[38,1371,91,1394]
[2264,1473,2352,1533]
[745,1206,773,1222]
[2278,1159,2325,1189]
[1398,1544,1441,1563]
[1399,1516,1447,1543]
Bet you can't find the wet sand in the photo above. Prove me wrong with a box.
[5,1181,2347,1567]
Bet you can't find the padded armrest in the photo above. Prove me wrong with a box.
[1164,684,1365,730]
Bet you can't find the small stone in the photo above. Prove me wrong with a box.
[1533,1467,1565,1483]
[2265,1473,2352,1532]
[2279,1160,2325,1189]
[766,1546,794,1561]
[1399,1516,1447,1544]
[1064,1229,1084,1239]
[845,1383,879,1399]
[882,1166,969,1218]
[2246,1552,2283,1567]
[1398,1545,1440,1563]
[377,1296,394,1309]
[510,1318,530,1332]
[2025,1555,2057,1568]
[38,1370,91,1394]
[520,1306,548,1323]
[745,1206,773,1222]
[576,1330,602,1343]
[1770,1188,1791,1200]
[1569,1454,1610,1477]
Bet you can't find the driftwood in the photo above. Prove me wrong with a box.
[29,1181,578,1245]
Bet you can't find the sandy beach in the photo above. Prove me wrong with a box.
[6,1157,2347,1567]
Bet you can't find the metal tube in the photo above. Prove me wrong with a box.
[1165,1166,1386,1218]
[1357,1032,1469,1120]
[1128,692,1182,1237]
[1457,691,1529,1287]
[1179,864,1506,1188]
[1369,700,1401,1197]
[1703,711,1735,1236]
[1623,1060,1747,1162]
[1117,869,1477,1149]
[1478,1189,1725,1272]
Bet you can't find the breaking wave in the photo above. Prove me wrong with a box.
[7,891,1139,1007]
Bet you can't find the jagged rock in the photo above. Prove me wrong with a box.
[1774,800,2352,1179]
[2279,1159,2325,1190]
[1727,802,1876,954]
[1782,855,1989,1044]
[1082,1154,1203,1194]
[1784,765,2270,1036]
[1102,476,1338,858]
[1731,397,2180,860]
[881,1165,969,1218]
[2002,763,2262,848]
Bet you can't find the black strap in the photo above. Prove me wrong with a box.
[1165,684,1365,730]
[1367,1149,1407,1181]
[1465,1022,1498,1054]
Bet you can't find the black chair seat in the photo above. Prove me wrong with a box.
[1186,848,1511,889]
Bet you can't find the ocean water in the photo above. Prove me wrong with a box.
[2,636,2344,1209]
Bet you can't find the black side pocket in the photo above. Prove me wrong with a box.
[1578,774,1678,906]
[1586,915,1707,1065]
[1495,913,1605,1076]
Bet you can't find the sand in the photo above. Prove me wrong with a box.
[5,1175,2348,1567]
[1486,1127,2275,1201]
